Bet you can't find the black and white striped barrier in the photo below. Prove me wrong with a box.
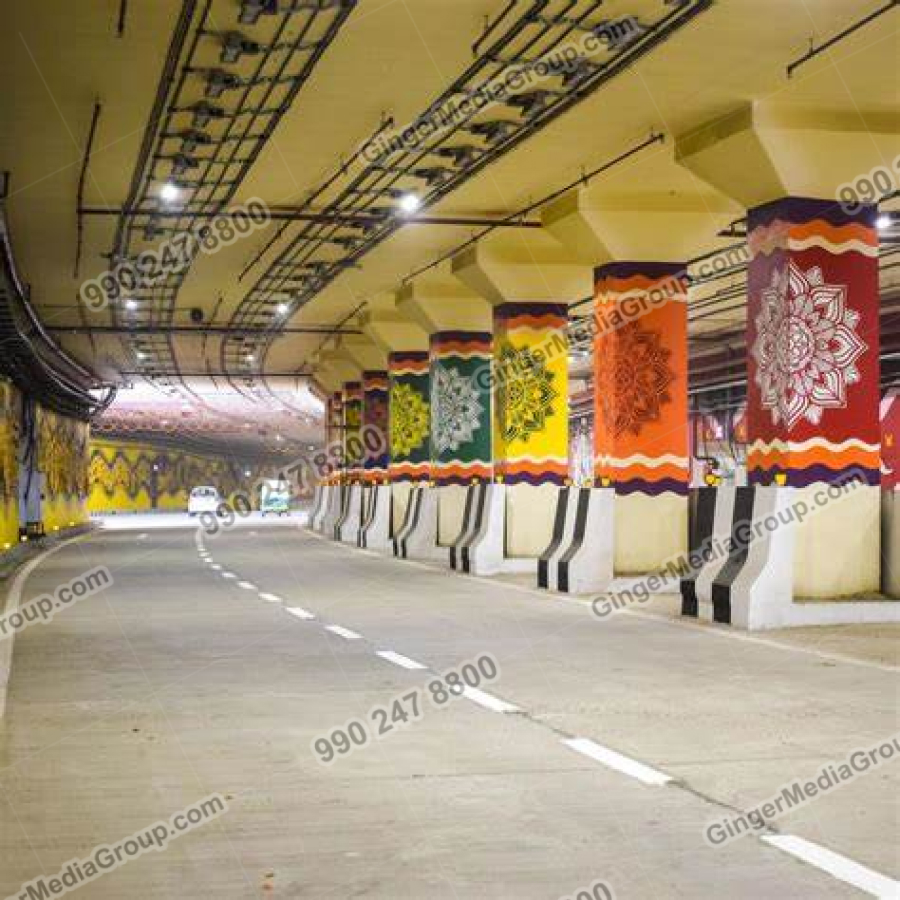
[358,484,392,550]
[679,485,899,629]
[308,485,327,530]
[319,485,344,535]
[392,486,439,559]
[334,484,363,542]
[537,487,614,593]
[449,483,504,574]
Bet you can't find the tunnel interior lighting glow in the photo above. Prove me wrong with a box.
[124,298,138,311]
[398,193,421,215]
[877,214,892,230]
[159,182,181,203]
[276,302,290,315]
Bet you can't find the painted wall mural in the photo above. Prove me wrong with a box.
[0,380,19,548]
[593,263,689,496]
[361,371,389,482]
[429,331,492,485]
[746,198,880,486]
[388,352,431,482]
[342,382,363,478]
[88,440,264,513]
[493,303,569,485]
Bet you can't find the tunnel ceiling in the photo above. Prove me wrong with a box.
[0,0,897,454]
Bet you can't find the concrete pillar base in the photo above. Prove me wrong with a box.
[393,487,440,560]
[505,483,559,560]
[684,485,897,630]
[358,485,392,551]
[335,485,362,543]
[538,488,614,594]
[320,485,344,536]
[614,492,687,575]
[438,485,469,547]
[308,486,327,531]
[882,490,900,598]
[449,483,504,575]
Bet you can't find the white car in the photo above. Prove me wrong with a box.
[188,486,222,517]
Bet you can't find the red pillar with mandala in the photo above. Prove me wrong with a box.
[746,198,880,486]
[593,262,689,573]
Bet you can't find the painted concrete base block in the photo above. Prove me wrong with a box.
[538,487,614,594]
[393,486,440,560]
[320,485,344,536]
[614,492,687,575]
[504,482,558,559]
[391,482,415,535]
[335,484,363,543]
[793,485,880,597]
[309,486,326,530]
[448,483,504,575]
[358,485,392,551]
[684,485,899,630]
[438,485,468,548]
[882,490,900,597]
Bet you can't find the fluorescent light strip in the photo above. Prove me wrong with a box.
[375,650,426,670]
[761,835,900,898]
[563,737,672,786]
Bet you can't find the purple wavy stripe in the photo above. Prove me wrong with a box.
[749,197,877,230]
[615,478,689,497]
[503,472,567,487]
[494,302,568,321]
[595,261,686,281]
[431,330,493,346]
[750,464,880,487]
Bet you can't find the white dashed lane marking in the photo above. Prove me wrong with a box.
[285,607,315,620]
[324,625,362,641]
[209,564,222,571]
[461,686,519,714]
[237,581,257,590]
[563,737,672,787]
[375,650,427,670]
[760,835,900,898]
[259,593,284,604]
[222,572,237,580]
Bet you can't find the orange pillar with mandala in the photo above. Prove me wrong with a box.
[593,262,689,573]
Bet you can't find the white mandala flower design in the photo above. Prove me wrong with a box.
[752,261,867,429]
[432,366,483,454]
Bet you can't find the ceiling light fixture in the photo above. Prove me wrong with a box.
[159,182,181,203]
[276,302,290,316]
[124,298,138,311]
[877,214,892,231]
[398,193,422,215]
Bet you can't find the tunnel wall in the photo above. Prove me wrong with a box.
[0,377,90,552]
[88,439,266,514]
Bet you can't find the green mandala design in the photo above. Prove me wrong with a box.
[390,382,430,457]
[497,345,558,443]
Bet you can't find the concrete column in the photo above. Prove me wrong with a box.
[676,102,889,599]
[398,265,493,545]
[342,336,390,485]
[542,179,733,572]
[361,302,430,530]
[453,232,591,557]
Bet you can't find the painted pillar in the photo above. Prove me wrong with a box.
[361,370,389,483]
[342,382,363,482]
[429,331,493,485]
[746,198,880,485]
[493,302,570,486]
[387,352,431,483]
[327,390,344,483]
[746,197,880,597]
[593,262,689,572]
